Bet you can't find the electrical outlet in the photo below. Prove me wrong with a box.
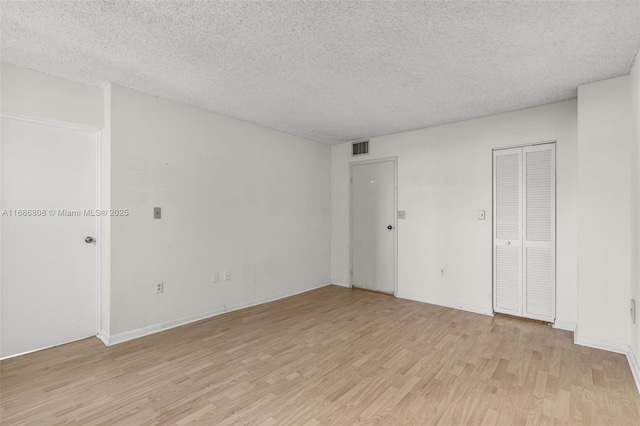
[440,268,446,277]
[155,281,163,294]
[212,272,219,283]
[224,271,230,281]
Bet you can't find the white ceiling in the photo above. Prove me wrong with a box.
[1,1,639,144]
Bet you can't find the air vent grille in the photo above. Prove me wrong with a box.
[352,140,369,156]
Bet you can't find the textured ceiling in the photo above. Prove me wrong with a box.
[1,1,639,144]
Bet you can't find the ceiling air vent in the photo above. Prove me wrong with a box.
[352,140,369,156]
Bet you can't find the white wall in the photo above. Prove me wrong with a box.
[577,76,633,347]
[331,100,578,325]
[1,64,331,342]
[3,60,637,365]
[0,63,103,128]
[630,53,640,361]
[108,84,331,336]
[100,85,112,338]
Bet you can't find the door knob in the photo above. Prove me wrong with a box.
[85,236,95,244]
[387,225,393,230]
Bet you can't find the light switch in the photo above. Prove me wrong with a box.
[398,210,406,219]
[478,210,486,220]
[154,207,161,219]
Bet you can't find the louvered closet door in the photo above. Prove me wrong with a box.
[493,143,556,322]
[522,144,555,322]
[493,148,523,316]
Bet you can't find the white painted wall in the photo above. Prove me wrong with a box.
[108,84,331,336]
[331,100,578,325]
[4,61,638,364]
[630,53,640,361]
[100,85,112,339]
[577,76,633,347]
[0,63,103,128]
[1,64,331,342]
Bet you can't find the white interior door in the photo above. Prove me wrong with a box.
[351,160,395,294]
[1,116,98,358]
[493,143,555,322]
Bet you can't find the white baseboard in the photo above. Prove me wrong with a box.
[97,330,110,346]
[395,292,494,317]
[574,329,640,394]
[552,320,576,332]
[1,335,95,361]
[574,332,629,354]
[626,349,640,394]
[331,282,351,288]
[99,282,332,346]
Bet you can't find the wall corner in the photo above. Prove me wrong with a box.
[100,83,112,337]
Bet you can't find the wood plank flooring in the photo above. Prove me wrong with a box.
[1,285,639,425]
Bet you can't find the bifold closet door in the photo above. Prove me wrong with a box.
[493,143,555,322]
[522,144,556,322]
[493,147,523,317]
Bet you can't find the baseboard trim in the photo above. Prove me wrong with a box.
[395,292,494,317]
[97,330,110,346]
[626,348,640,394]
[552,320,577,332]
[1,334,95,361]
[574,333,629,354]
[574,330,640,394]
[331,282,351,288]
[99,282,333,346]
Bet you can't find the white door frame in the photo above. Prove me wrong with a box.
[349,156,398,295]
[0,111,103,342]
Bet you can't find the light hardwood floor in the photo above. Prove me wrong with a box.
[1,285,639,425]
